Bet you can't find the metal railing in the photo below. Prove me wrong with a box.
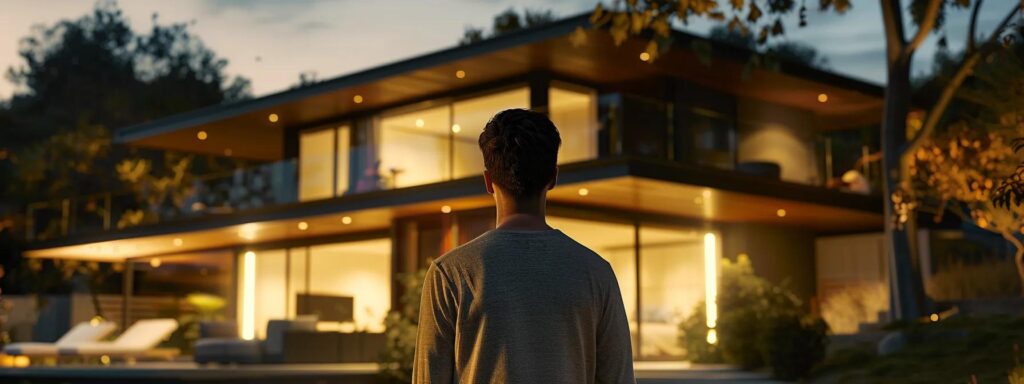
[26,159,297,242]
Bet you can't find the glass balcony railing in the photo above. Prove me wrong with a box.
[26,159,297,242]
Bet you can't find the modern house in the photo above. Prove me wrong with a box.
[23,14,889,360]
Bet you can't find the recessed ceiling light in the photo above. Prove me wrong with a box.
[451,124,461,133]
[776,209,787,217]
[353,94,363,104]
[441,205,452,214]
[297,221,309,231]
[268,113,279,123]
[639,52,651,62]
[455,70,466,79]
[578,188,589,196]
[172,238,183,247]
[415,119,425,128]
[817,93,828,103]
[150,258,162,268]
[341,216,353,225]
[197,131,208,141]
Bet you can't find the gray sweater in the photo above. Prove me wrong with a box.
[412,229,636,384]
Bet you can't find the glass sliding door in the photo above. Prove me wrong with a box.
[549,83,598,164]
[299,124,351,201]
[451,88,529,179]
[378,105,452,189]
[638,226,706,360]
[308,239,392,332]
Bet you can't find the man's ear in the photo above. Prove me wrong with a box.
[547,167,559,191]
[483,170,495,195]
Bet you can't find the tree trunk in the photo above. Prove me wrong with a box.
[882,56,924,320]
[1000,231,1024,296]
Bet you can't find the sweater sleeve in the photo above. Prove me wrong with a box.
[595,268,637,384]
[412,262,458,384]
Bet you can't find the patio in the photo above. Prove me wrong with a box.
[0,361,781,383]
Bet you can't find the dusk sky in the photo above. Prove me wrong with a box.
[0,0,1014,100]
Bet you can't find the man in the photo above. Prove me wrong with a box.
[413,109,635,383]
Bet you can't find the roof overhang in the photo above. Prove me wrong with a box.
[25,157,882,261]
[114,14,885,161]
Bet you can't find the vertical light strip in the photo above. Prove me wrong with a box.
[703,232,718,343]
[241,251,256,340]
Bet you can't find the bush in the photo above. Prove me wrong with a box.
[380,269,427,383]
[678,255,804,370]
[759,315,829,380]
[821,283,888,334]
[927,259,1021,300]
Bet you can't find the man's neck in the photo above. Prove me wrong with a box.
[495,197,551,231]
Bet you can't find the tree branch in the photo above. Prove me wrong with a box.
[880,0,907,63]
[903,0,942,58]
[967,0,984,53]
[904,4,1021,156]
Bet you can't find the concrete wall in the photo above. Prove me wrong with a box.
[737,98,821,185]
[719,222,818,301]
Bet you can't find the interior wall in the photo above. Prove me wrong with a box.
[719,222,817,300]
[736,98,820,185]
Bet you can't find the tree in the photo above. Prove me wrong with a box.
[459,8,557,45]
[0,1,250,314]
[708,25,830,69]
[589,0,1023,320]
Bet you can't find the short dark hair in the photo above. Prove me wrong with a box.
[478,109,561,199]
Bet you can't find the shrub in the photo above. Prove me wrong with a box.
[678,255,803,369]
[380,269,427,383]
[759,315,830,380]
[821,283,888,334]
[926,259,1021,300]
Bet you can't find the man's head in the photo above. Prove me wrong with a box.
[478,108,561,202]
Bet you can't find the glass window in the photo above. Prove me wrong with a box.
[308,239,392,332]
[638,226,705,359]
[129,251,234,329]
[550,84,598,164]
[250,249,287,339]
[452,88,529,179]
[689,108,737,169]
[378,105,452,189]
[299,129,336,201]
[336,125,351,195]
[547,216,638,357]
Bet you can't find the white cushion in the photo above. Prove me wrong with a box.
[3,342,59,356]
[56,321,117,346]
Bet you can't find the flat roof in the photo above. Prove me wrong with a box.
[114,14,885,160]
[25,157,882,261]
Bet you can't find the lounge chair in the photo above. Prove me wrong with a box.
[58,318,179,360]
[3,320,117,358]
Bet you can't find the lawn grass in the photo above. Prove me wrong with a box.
[812,315,1024,384]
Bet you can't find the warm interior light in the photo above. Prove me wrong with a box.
[930,313,939,322]
[297,221,309,231]
[578,187,589,196]
[415,119,425,128]
[639,52,651,62]
[704,232,718,332]
[149,258,162,268]
[451,124,461,133]
[341,216,353,225]
[172,238,183,247]
[268,113,279,123]
[238,223,257,241]
[441,205,452,214]
[455,70,466,79]
[817,93,829,103]
[241,251,256,340]
[197,131,208,141]
[353,94,364,104]
[776,208,787,217]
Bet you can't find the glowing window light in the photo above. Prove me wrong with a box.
[704,232,719,333]
[241,251,256,340]
[706,329,718,345]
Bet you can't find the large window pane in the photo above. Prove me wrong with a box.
[378,105,451,188]
[250,249,287,339]
[308,239,392,332]
[547,216,638,357]
[130,251,233,327]
[336,125,351,195]
[299,129,336,201]
[452,88,529,179]
[550,84,597,163]
[639,226,705,360]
